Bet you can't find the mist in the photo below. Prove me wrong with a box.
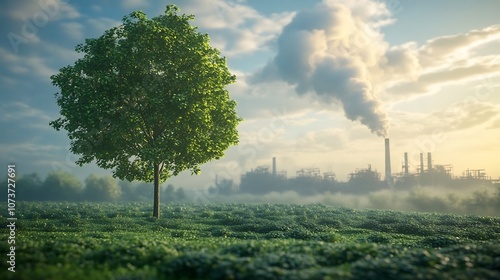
[200,184,500,217]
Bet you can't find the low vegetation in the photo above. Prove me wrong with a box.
[1,202,499,279]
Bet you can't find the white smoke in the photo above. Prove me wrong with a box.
[252,0,420,137]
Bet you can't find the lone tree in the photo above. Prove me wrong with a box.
[50,5,240,218]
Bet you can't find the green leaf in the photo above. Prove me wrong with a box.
[50,5,240,214]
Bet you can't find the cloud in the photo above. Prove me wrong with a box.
[60,22,84,40]
[91,5,102,13]
[295,128,347,152]
[226,72,314,121]
[436,101,499,131]
[418,25,500,68]
[0,47,56,79]
[0,101,52,124]
[251,0,392,137]
[385,25,500,99]
[181,0,295,56]
[1,0,81,53]
[488,118,500,130]
[383,42,420,83]
[121,0,149,9]
[0,47,19,63]
[0,142,61,155]
[387,56,500,98]
[87,17,122,35]
[6,0,80,21]
[390,101,499,138]
[0,75,17,86]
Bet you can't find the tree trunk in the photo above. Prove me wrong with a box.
[153,163,160,218]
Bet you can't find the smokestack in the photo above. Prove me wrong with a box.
[404,152,409,176]
[385,138,392,183]
[420,153,424,174]
[272,157,276,176]
[427,152,432,172]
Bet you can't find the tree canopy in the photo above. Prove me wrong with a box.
[50,5,241,217]
[84,174,122,202]
[42,170,83,201]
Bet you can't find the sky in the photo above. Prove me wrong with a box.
[1,0,499,190]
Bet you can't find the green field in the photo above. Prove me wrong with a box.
[1,202,499,279]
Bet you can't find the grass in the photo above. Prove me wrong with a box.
[1,202,499,279]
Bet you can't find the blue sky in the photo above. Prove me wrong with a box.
[1,0,499,189]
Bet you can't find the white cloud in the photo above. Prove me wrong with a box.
[10,65,29,74]
[389,101,500,139]
[0,47,57,79]
[232,79,314,120]
[488,118,500,130]
[91,5,102,13]
[0,47,19,63]
[87,17,122,35]
[41,41,83,63]
[7,0,80,21]
[383,42,420,83]
[121,0,149,9]
[384,25,500,100]
[0,75,17,86]
[386,55,500,99]
[60,22,84,40]
[0,101,52,122]
[418,25,500,68]
[3,1,80,51]
[27,56,57,78]
[0,143,61,153]
[182,0,295,56]
[294,128,347,153]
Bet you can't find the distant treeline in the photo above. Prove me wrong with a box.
[0,171,186,202]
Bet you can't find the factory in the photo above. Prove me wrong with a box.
[234,138,499,195]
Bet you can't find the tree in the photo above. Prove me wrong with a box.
[0,173,43,202]
[42,170,83,201]
[175,187,186,201]
[49,5,240,218]
[84,174,122,202]
[17,173,43,201]
[163,184,175,202]
[118,180,137,201]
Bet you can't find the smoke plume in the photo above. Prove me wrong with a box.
[253,0,394,136]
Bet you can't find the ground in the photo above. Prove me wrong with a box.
[1,202,499,279]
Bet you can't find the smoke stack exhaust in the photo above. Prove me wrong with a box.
[420,153,424,174]
[272,157,276,176]
[385,138,392,183]
[427,152,432,172]
[404,152,409,176]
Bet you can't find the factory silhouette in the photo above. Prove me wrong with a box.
[210,139,499,196]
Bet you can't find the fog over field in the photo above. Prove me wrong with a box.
[201,184,500,217]
[3,169,498,217]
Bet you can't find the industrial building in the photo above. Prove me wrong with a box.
[234,138,499,195]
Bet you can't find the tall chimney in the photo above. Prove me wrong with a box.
[272,157,276,176]
[420,153,424,174]
[385,138,392,183]
[404,152,409,176]
[427,152,432,172]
